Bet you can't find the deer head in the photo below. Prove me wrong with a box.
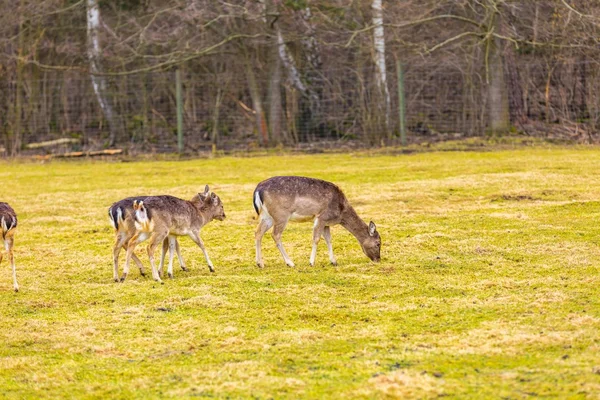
[361,221,381,262]
[194,185,225,221]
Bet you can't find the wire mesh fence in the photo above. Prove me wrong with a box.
[2,59,599,156]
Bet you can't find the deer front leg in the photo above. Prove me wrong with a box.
[255,215,273,268]
[272,221,294,267]
[310,218,326,267]
[147,231,168,284]
[190,232,214,272]
[322,226,337,266]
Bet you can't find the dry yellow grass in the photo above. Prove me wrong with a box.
[0,147,600,398]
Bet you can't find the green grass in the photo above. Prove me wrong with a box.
[1,147,600,398]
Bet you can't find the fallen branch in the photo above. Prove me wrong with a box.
[26,138,80,149]
[53,149,123,158]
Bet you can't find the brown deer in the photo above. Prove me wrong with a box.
[109,197,186,282]
[253,176,381,268]
[0,202,19,292]
[123,186,225,283]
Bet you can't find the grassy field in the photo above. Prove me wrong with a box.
[1,147,600,398]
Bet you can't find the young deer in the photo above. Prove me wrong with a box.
[253,176,381,268]
[123,186,225,283]
[0,202,19,292]
[108,197,186,282]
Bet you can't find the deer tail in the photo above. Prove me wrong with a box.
[108,206,124,230]
[253,189,264,215]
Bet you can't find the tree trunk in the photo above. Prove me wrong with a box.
[504,42,526,125]
[87,0,119,146]
[244,53,268,146]
[372,0,391,137]
[487,14,510,134]
[298,6,324,140]
[268,43,284,145]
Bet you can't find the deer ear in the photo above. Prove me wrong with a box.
[204,185,210,195]
[369,221,377,236]
[210,192,218,204]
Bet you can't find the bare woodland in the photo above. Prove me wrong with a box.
[1,1,600,155]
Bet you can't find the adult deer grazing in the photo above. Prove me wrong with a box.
[253,176,381,268]
[0,202,19,292]
[109,197,186,282]
[123,186,225,283]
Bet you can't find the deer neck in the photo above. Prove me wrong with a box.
[340,205,369,244]
[189,200,208,225]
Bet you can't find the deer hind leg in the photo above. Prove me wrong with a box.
[255,215,273,268]
[147,231,168,284]
[272,220,294,268]
[4,234,18,292]
[115,232,145,282]
[123,232,149,282]
[125,247,146,277]
[158,237,169,278]
[310,218,326,267]
[174,238,187,272]
[322,226,337,266]
[190,231,214,273]
[112,233,126,282]
[167,236,177,279]
[3,234,17,292]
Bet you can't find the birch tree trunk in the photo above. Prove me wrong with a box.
[277,28,315,142]
[87,0,119,146]
[372,0,391,136]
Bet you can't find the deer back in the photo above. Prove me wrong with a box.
[254,176,346,222]
[134,195,202,234]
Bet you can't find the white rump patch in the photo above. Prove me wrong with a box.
[116,207,124,229]
[134,207,153,232]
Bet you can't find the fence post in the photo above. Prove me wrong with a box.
[176,68,184,153]
[396,57,407,146]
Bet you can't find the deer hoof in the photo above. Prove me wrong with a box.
[181,267,188,272]
[120,275,127,282]
[168,273,174,279]
[257,262,264,269]
[14,286,19,293]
